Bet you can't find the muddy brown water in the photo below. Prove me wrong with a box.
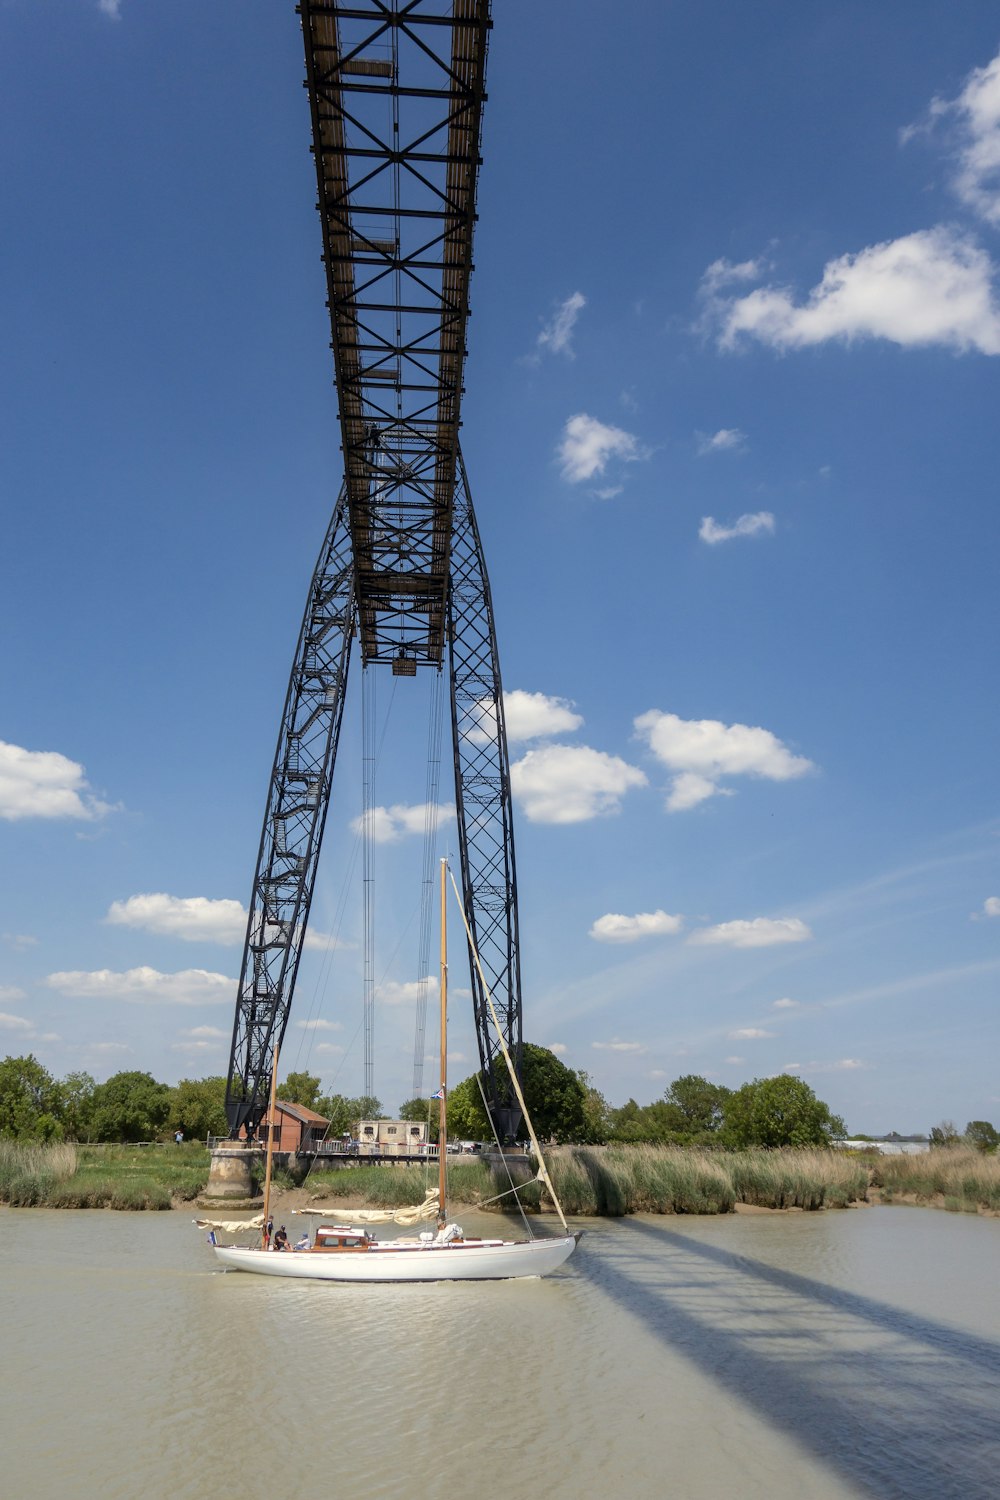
[2,1204,998,1499]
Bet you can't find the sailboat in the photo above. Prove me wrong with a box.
[203,860,579,1282]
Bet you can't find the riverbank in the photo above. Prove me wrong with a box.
[2,1140,999,1216]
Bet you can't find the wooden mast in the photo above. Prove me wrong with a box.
[261,1043,280,1246]
[437,856,448,1230]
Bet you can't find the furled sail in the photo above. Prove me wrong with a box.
[195,1214,265,1233]
[294,1187,439,1225]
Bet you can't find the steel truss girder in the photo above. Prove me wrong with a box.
[224,489,355,1137]
[300,0,491,670]
[448,450,523,1139]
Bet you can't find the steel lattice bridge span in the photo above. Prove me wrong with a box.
[224,0,526,1141]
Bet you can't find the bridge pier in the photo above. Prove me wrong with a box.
[203,1143,256,1201]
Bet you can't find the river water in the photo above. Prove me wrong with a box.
[2,1204,998,1499]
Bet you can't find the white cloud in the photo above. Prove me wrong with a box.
[983,897,1000,917]
[2,933,38,950]
[0,740,114,822]
[689,917,813,949]
[699,511,775,545]
[98,0,122,17]
[696,427,747,455]
[786,1057,868,1074]
[45,966,233,1006]
[664,772,726,813]
[589,910,683,943]
[105,891,336,953]
[701,257,765,292]
[558,413,643,483]
[85,1041,131,1055]
[924,49,1000,227]
[0,985,27,1004]
[182,1025,227,1040]
[171,1039,216,1053]
[377,977,437,1007]
[636,709,813,812]
[107,893,246,945]
[470,690,582,745]
[772,997,800,1010]
[350,803,454,844]
[593,485,623,501]
[295,1017,342,1032]
[511,744,646,824]
[724,1055,746,1065]
[316,1042,345,1055]
[537,291,586,357]
[728,1027,776,1040]
[592,1039,647,1053]
[0,1011,32,1030]
[706,228,1000,355]
[547,1043,567,1055]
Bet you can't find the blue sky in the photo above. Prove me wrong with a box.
[1,1,998,1134]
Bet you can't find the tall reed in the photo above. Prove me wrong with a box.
[0,1140,78,1206]
[872,1148,1000,1211]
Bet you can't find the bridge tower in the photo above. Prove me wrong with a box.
[223,0,525,1141]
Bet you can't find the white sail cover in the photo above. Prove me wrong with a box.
[195,1214,265,1233]
[295,1187,439,1225]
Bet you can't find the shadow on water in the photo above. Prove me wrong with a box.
[584,1217,1000,1500]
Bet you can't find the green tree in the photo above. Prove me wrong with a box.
[89,1071,171,1142]
[446,1045,589,1143]
[929,1120,961,1148]
[60,1071,96,1141]
[663,1074,732,1139]
[965,1120,999,1153]
[169,1077,228,1141]
[607,1098,684,1144]
[314,1094,384,1137]
[280,1071,321,1110]
[722,1075,846,1149]
[399,1096,440,1143]
[0,1054,64,1140]
[443,1076,490,1141]
[576,1071,611,1145]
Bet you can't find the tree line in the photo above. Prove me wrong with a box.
[4,1048,995,1152]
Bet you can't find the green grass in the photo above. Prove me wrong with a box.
[5,1138,997,1218]
[0,1141,208,1210]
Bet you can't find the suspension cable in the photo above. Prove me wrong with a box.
[361,665,377,1101]
[411,669,446,1097]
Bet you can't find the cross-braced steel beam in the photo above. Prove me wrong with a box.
[448,451,523,1137]
[300,0,490,669]
[225,489,354,1137]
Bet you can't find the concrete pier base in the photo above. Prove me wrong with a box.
[204,1144,256,1200]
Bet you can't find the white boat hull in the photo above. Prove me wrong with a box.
[213,1232,579,1282]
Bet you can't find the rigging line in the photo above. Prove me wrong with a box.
[411,668,445,1096]
[475,1069,533,1239]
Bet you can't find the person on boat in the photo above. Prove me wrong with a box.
[263,1216,273,1250]
[294,1231,310,1251]
[273,1225,289,1252]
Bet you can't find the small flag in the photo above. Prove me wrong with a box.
[431,1087,445,1100]
[206,1230,218,1246]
